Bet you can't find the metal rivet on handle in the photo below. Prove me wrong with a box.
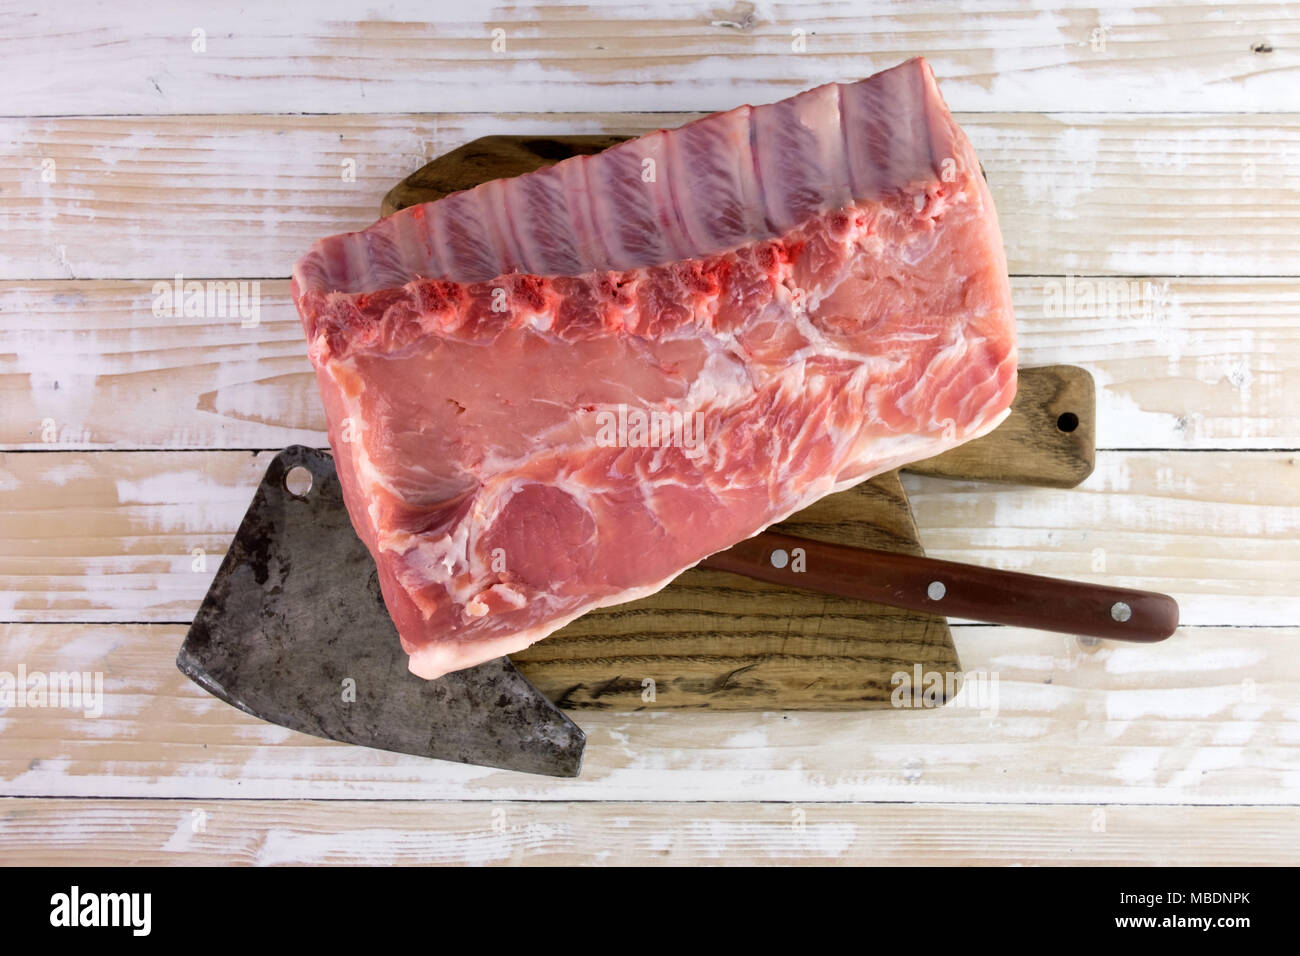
[1111,601,1132,623]
[927,581,946,601]
[769,549,789,569]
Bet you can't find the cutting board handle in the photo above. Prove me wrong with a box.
[906,364,1096,488]
[705,531,1179,643]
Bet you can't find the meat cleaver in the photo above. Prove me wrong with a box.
[177,444,587,777]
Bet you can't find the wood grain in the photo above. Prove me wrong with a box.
[2,622,1295,804]
[4,113,1300,280]
[0,799,1293,866]
[0,451,1293,627]
[904,450,1300,627]
[1,2,1295,115]
[3,278,1294,450]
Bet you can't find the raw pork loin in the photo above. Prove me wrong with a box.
[292,57,1017,680]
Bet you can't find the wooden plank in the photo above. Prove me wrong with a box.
[3,113,1300,280]
[904,451,1300,627]
[1,622,1295,802]
[0,798,1294,865]
[1,2,1296,116]
[1013,277,1300,449]
[5,277,1296,451]
[0,450,1292,626]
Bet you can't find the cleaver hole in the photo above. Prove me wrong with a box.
[284,465,313,498]
[1056,412,1079,433]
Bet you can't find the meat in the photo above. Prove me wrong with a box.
[291,57,1017,680]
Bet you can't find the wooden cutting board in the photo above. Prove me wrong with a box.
[382,136,1095,711]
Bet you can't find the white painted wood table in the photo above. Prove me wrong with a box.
[1,2,1297,865]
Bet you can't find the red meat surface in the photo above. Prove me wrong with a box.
[291,58,1017,679]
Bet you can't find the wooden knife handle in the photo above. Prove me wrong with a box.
[703,530,1179,643]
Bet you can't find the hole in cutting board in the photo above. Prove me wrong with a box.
[284,465,314,498]
[1056,412,1079,433]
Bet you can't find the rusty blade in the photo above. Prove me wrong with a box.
[177,445,585,778]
